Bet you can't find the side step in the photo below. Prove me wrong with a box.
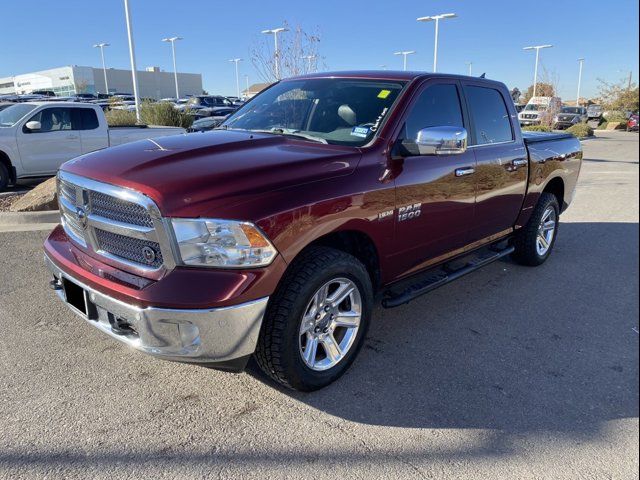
[382,245,515,308]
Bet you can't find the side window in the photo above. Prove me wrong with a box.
[28,108,73,132]
[403,83,464,140]
[79,108,99,130]
[465,86,513,145]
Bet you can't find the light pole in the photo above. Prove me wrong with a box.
[123,0,141,122]
[261,27,288,80]
[465,61,472,76]
[394,51,416,71]
[523,44,553,99]
[162,36,183,100]
[576,58,585,106]
[93,43,110,95]
[244,75,249,99]
[417,13,457,72]
[228,58,242,99]
[301,55,316,73]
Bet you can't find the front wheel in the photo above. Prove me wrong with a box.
[254,246,373,391]
[512,192,560,266]
[0,163,9,192]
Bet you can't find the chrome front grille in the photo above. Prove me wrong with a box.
[57,171,175,279]
[89,191,154,228]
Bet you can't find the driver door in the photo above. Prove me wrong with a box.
[388,80,477,279]
[16,107,82,175]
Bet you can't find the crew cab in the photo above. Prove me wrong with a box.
[0,102,185,190]
[44,72,582,391]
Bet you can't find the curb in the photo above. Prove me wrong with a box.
[0,210,60,226]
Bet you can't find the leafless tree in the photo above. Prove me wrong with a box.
[250,21,323,83]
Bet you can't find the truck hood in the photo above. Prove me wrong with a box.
[61,130,361,218]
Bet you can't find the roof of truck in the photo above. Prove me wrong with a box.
[286,70,501,84]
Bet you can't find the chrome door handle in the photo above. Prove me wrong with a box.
[512,158,528,167]
[455,167,475,177]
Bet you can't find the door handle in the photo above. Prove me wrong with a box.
[512,158,528,167]
[455,167,475,177]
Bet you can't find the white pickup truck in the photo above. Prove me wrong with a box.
[0,102,185,191]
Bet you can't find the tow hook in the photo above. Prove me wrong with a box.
[49,277,63,291]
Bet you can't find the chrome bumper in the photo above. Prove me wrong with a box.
[45,254,268,366]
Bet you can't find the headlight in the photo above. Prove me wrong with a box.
[171,218,277,268]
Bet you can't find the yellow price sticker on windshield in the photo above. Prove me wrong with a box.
[377,89,391,99]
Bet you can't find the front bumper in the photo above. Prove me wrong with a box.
[520,119,541,126]
[45,254,268,370]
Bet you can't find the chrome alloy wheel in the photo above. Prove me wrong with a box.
[536,206,557,256]
[298,278,362,371]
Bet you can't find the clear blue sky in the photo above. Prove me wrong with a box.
[1,0,638,99]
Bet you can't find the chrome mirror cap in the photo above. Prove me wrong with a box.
[416,126,467,155]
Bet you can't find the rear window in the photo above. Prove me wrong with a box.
[465,86,513,145]
[79,108,99,130]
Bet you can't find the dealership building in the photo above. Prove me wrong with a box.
[0,65,203,99]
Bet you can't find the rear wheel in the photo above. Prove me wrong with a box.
[512,192,560,266]
[254,246,373,391]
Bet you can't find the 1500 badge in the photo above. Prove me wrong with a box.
[378,203,422,222]
[398,203,422,222]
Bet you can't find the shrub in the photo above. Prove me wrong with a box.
[522,125,552,132]
[566,123,594,138]
[596,121,608,130]
[105,102,194,128]
[105,109,137,127]
[603,111,628,123]
[140,101,193,128]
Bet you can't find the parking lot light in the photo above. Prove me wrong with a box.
[162,36,183,100]
[261,27,288,80]
[228,58,243,100]
[93,43,110,95]
[576,58,585,106]
[123,0,141,122]
[523,44,553,99]
[466,61,472,76]
[394,51,416,71]
[417,13,457,72]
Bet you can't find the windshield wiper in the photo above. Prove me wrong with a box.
[248,128,328,144]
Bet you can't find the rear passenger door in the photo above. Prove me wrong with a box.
[73,107,108,153]
[462,82,528,242]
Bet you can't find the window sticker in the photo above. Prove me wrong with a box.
[350,126,370,138]
[377,89,391,99]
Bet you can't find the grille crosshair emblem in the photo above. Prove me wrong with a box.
[76,206,88,229]
[142,246,156,264]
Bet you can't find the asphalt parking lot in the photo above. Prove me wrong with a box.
[0,131,638,479]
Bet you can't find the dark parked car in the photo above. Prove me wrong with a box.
[179,95,237,116]
[44,71,582,391]
[554,106,588,129]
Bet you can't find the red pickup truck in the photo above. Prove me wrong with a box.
[44,72,582,391]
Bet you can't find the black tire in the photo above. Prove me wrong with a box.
[0,163,9,192]
[512,192,560,266]
[254,246,373,391]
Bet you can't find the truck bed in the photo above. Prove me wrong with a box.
[522,131,575,144]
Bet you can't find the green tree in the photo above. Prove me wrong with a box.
[597,77,639,112]
[521,82,555,104]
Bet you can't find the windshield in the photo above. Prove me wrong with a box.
[561,107,582,114]
[222,78,406,146]
[524,104,546,111]
[0,104,38,127]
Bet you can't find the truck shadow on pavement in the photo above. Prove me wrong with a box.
[247,221,639,434]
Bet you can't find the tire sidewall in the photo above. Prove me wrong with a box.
[277,256,373,390]
[0,163,8,191]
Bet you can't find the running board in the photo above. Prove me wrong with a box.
[381,245,515,308]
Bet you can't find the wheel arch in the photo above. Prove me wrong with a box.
[542,176,566,212]
[0,150,16,185]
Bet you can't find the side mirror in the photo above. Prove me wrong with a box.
[25,120,42,132]
[415,126,467,155]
